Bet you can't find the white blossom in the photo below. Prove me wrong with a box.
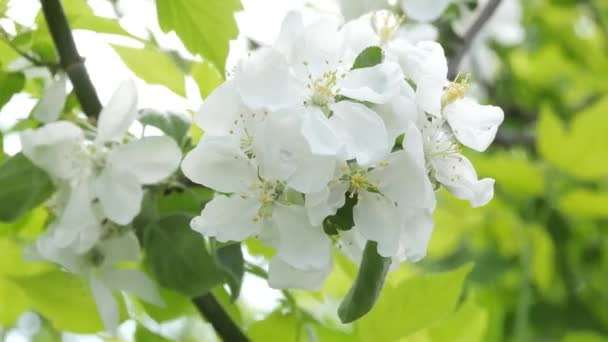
[30,232,163,332]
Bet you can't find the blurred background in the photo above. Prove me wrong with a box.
[0,0,607,341]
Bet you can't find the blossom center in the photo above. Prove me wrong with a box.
[308,69,339,107]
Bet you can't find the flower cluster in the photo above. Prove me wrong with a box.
[20,81,182,331]
[182,12,504,290]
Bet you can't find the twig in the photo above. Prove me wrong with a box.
[0,27,58,70]
[448,0,503,79]
[40,0,102,118]
[192,294,250,342]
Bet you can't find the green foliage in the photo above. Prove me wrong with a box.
[352,46,384,69]
[144,214,226,297]
[12,271,105,333]
[338,241,391,323]
[112,44,186,96]
[139,109,191,147]
[0,72,25,110]
[135,324,172,342]
[0,153,54,222]
[356,263,473,341]
[215,242,244,301]
[155,0,242,73]
[191,60,224,99]
[538,100,608,181]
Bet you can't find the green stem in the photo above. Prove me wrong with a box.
[192,293,250,342]
[39,0,102,118]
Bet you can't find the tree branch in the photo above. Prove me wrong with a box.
[448,0,503,79]
[40,0,102,118]
[193,293,250,342]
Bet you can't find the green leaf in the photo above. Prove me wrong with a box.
[352,46,384,70]
[559,189,608,219]
[470,150,545,196]
[12,270,105,333]
[0,40,20,70]
[0,277,30,326]
[405,297,489,342]
[338,241,392,323]
[135,324,172,342]
[357,263,473,341]
[155,0,242,73]
[144,215,226,297]
[562,331,608,342]
[248,311,301,342]
[0,72,25,110]
[215,243,244,301]
[191,60,224,99]
[139,109,191,146]
[112,45,186,96]
[0,153,55,222]
[537,100,608,180]
[141,287,196,322]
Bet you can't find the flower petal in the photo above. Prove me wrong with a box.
[444,97,504,152]
[101,268,164,306]
[401,0,451,22]
[235,47,305,111]
[416,74,445,115]
[268,256,332,291]
[194,80,250,135]
[190,195,262,242]
[353,191,403,257]
[272,204,332,270]
[289,17,345,79]
[20,121,86,179]
[339,0,388,21]
[94,166,143,225]
[99,231,141,265]
[107,136,182,184]
[396,208,434,262]
[96,80,138,143]
[373,89,419,143]
[434,154,495,207]
[288,154,337,194]
[32,73,67,123]
[339,62,404,104]
[392,40,447,86]
[300,106,342,156]
[181,135,258,193]
[89,274,119,333]
[274,11,305,59]
[329,101,390,166]
[50,182,101,253]
[371,149,435,209]
[305,182,349,226]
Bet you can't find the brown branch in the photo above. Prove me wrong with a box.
[40,0,102,118]
[448,0,503,79]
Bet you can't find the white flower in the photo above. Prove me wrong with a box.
[182,135,333,285]
[21,80,182,252]
[233,14,403,165]
[32,232,163,333]
[192,80,336,194]
[389,40,448,115]
[306,124,435,258]
[421,95,503,207]
[32,73,68,124]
